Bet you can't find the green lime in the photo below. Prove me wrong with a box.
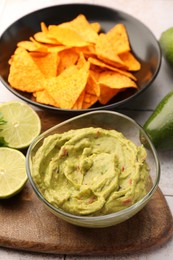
[0,101,41,149]
[0,147,28,199]
[159,27,173,66]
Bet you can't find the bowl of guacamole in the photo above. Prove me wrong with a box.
[26,110,160,228]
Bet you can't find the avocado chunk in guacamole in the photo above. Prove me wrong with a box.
[32,127,150,216]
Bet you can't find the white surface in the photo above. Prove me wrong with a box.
[0,0,173,259]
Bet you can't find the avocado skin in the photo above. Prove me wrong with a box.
[143,92,173,150]
[159,27,173,66]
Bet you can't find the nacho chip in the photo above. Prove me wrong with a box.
[90,22,101,33]
[99,85,119,105]
[59,14,99,43]
[95,33,128,69]
[33,90,58,106]
[17,40,47,52]
[80,70,100,109]
[47,26,89,47]
[107,24,131,54]
[97,71,137,104]
[98,71,137,89]
[72,90,85,109]
[8,48,45,92]
[47,45,69,53]
[29,37,50,51]
[34,31,60,44]
[57,49,79,75]
[30,52,59,78]
[45,62,90,109]
[88,57,137,81]
[81,79,99,108]
[40,22,48,33]
[74,45,96,59]
[82,93,98,109]
[86,71,100,96]
[34,22,60,44]
[95,23,132,69]
[76,52,88,69]
[8,47,26,64]
[119,51,141,71]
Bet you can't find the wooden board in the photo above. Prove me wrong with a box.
[0,110,173,255]
[0,184,172,255]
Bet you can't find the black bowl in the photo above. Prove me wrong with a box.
[0,3,161,114]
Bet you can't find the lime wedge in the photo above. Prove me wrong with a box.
[0,101,41,149]
[0,147,28,199]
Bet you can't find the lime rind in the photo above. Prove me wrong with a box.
[0,101,41,149]
[0,147,28,199]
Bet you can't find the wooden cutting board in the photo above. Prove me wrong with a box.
[0,110,173,255]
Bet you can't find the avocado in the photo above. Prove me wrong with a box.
[159,27,173,66]
[143,91,173,150]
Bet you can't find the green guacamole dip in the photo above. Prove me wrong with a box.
[32,127,150,216]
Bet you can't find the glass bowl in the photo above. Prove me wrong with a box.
[26,110,160,228]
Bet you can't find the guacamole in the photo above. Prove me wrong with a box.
[32,127,150,216]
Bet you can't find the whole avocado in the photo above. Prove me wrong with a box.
[159,27,173,66]
[143,91,173,150]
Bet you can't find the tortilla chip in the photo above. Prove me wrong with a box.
[107,24,131,54]
[74,45,96,59]
[79,70,100,109]
[48,45,70,53]
[98,71,137,89]
[34,22,61,44]
[29,37,50,51]
[76,52,88,69]
[72,90,85,109]
[89,69,101,81]
[82,93,98,109]
[95,23,132,69]
[88,57,137,81]
[40,22,48,33]
[119,51,141,71]
[17,40,47,52]
[8,48,45,92]
[90,22,101,33]
[33,90,58,106]
[99,84,119,104]
[8,47,26,64]
[86,71,100,96]
[31,52,59,78]
[57,49,79,75]
[81,80,99,108]
[45,62,90,109]
[59,14,99,43]
[34,31,60,45]
[47,26,89,47]
[95,33,128,69]
[98,70,137,104]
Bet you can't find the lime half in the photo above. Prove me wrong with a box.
[0,147,28,199]
[0,101,41,149]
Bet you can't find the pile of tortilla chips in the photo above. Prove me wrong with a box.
[8,14,141,110]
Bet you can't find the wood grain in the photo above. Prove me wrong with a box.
[0,184,172,255]
[0,110,173,255]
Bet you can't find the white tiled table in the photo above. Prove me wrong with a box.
[0,0,173,259]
